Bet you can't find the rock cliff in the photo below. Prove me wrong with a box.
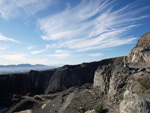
[128,32,150,63]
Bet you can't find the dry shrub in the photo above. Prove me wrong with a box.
[13,94,22,98]
[34,95,41,100]
[135,77,142,82]
[139,77,150,90]
[134,89,142,94]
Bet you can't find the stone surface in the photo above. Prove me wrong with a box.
[128,47,150,63]
[128,32,150,63]
[93,65,114,93]
[85,109,96,113]
[136,32,150,49]
[93,64,132,102]
[120,90,150,113]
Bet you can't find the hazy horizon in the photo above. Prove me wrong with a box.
[0,0,150,65]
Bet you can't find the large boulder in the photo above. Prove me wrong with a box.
[120,90,150,113]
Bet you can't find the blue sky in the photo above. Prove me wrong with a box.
[0,0,150,65]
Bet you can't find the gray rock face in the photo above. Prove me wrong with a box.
[128,32,150,63]
[128,47,150,63]
[45,64,97,93]
[136,32,150,49]
[93,64,131,101]
[93,65,114,93]
[45,58,125,94]
[120,90,150,113]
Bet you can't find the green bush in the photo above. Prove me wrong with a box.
[94,103,103,113]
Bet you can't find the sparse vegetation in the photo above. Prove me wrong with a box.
[94,103,103,113]
[118,94,123,100]
[135,77,142,82]
[139,77,150,90]
[127,70,132,75]
[135,89,142,94]
[78,107,86,113]
[136,76,150,91]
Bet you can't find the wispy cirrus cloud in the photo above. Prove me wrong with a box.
[30,49,45,54]
[48,53,70,59]
[0,33,19,43]
[88,53,103,57]
[0,0,52,19]
[27,46,36,50]
[39,0,149,52]
[48,49,71,59]
[0,45,7,51]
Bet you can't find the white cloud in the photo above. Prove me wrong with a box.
[30,49,45,54]
[0,33,19,43]
[27,59,48,65]
[46,44,59,49]
[46,44,50,49]
[48,53,70,59]
[0,54,26,61]
[0,0,52,19]
[0,53,49,65]
[0,45,7,51]
[55,50,62,53]
[48,49,71,59]
[39,0,149,52]
[27,46,36,50]
[88,53,103,57]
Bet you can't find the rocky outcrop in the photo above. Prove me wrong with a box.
[45,62,102,94]
[136,32,150,49]
[128,47,150,63]
[120,90,150,113]
[128,32,150,63]
[93,65,114,93]
[93,64,131,101]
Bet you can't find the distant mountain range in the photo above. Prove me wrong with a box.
[0,64,57,75]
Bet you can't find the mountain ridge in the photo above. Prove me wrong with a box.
[1,31,150,113]
[0,64,47,68]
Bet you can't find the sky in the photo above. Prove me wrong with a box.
[0,0,150,66]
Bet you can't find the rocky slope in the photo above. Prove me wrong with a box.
[0,56,125,108]
[1,31,150,113]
